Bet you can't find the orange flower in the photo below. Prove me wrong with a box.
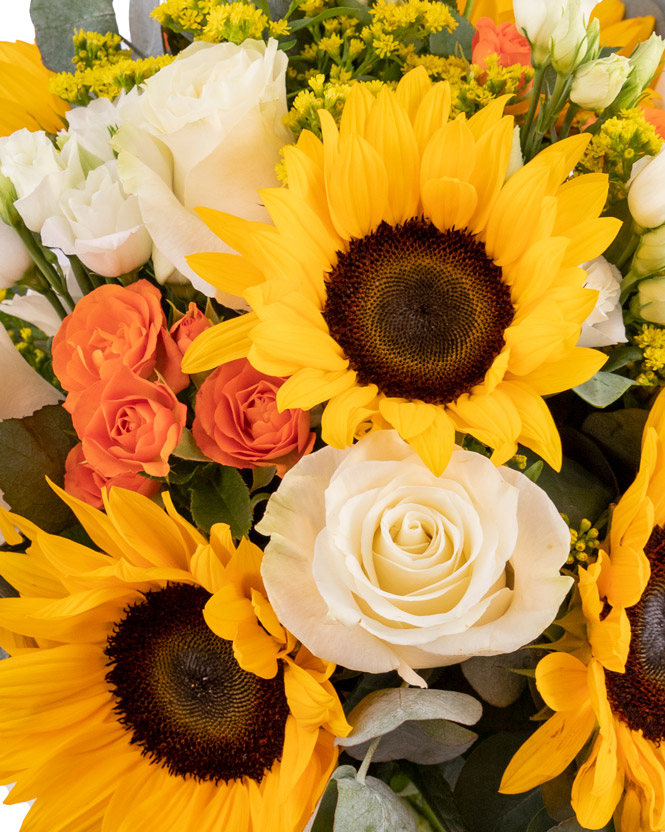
[642,106,665,139]
[0,41,69,136]
[64,442,161,508]
[192,358,315,476]
[169,302,211,355]
[70,367,187,478]
[52,280,188,411]
[472,18,531,70]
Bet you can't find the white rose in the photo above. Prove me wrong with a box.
[114,38,292,300]
[628,146,665,230]
[0,221,33,290]
[637,276,665,325]
[570,53,631,110]
[578,256,627,348]
[40,160,152,278]
[259,431,572,687]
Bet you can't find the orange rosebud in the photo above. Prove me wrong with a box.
[192,359,315,477]
[71,367,187,478]
[64,442,161,509]
[472,17,531,70]
[170,302,212,356]
[52,279,188,412]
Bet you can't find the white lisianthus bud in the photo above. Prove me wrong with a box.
[612,33,665,112]
[0,220,33,290]
[40,160,152,277]
[628,147,665,230]
[514,0,595,67]
[570,53,632,111]
[637,276,665,325]
[551,0,594,75]
[633,224,665,276]
[578,257,627,348]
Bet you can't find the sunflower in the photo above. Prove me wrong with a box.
[0,484,349,832]
[500,390,665,832]
[182,67,618,476]
[0,41,69,136]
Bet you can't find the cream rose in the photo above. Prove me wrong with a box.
[259,431,572,687]
[114,38,291,299]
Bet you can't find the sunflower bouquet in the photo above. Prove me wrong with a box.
[2,0,665,830]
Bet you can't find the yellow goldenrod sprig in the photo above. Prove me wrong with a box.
[50,55,174,106]
[562,516,600,567]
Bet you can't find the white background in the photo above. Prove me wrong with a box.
[0,5,132,828]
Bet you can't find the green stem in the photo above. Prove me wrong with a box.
[559,103,579,140]
[404,795,447,832]
[463,0,475,19]
[69,255,95,295]
[524,73,571,160]
[616,231,640,271]
[41,285,69,320]
[13,225,74,311]
[520,64,546,157]
[356,736,381,785]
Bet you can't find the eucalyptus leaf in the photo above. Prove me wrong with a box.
[31,0,119,72]
[0,405,76,533]
[429,10,474,59]
[601,345,642,374]
[341,688,482,749]
[309,777,341,832]
[541,767,575,823]
[334,775,416,832]
[344,718,478,764]
[129,0,164,57]
[461,650,535,708]
[529,454,613,529]
[172,428,212,462]
[573,371,634,408]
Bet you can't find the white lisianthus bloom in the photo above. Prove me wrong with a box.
[0,324,62,420]
[64,93,134,162]
[570,53,631,111]
[0,129,61,199]
[258,431,572,687]
[40,160,152,278]
[113,38,292,300]
[628,146,665,230]
[578,256,627,348]
[637,276,665,325]
[550,0,594,75]
[0,221,32,290]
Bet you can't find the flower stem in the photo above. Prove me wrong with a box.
[356,736,381,785]
[69,256,95,295]
[463,0,475,19]
[520,64,546,157]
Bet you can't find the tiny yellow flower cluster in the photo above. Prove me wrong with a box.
[283,74,386,140]
[562,516,600,567]
[151,0,290,45]
[71,30,124,71]
[404,53,532,118]
[577,109,663,204]
[634,324,665,385]
[50,55,174,106]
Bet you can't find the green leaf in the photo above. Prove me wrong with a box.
[429,11,474,60]
[524,460,543,483]
[189,467,251,538]
[402,763,469,832]
[527,808,558,832]
[532,454,614,529]
[601,345,642,374]
[573,371,634,408]
[0,405,77,533]
[334,774,417,832]
[172,428,212,462]
[251,466,276,492]
[344,719,478,765]
[582,408,648,475]
[461,650,534,708]
[342,688,482,748]
[454,733,545,832]
[310,777,341,832]
[31,0,119,72]
[289,6,370,33]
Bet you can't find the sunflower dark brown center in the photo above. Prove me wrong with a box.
[105,583,289,783]
[605,525,665,742]
[323,219,514,405]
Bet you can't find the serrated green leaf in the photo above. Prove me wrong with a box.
[0,405,76,533]
[573,371,634,408]
[31,0,119,72]
[189,467,251,538]
[429,10,474,59]
[334,775,417,832]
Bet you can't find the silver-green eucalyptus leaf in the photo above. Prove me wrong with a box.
[344,718,478,764]
[334,775,417,832]
[31,0,119,72]
[461,650,536,708]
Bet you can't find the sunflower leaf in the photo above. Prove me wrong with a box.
[0,404,76,533]
[572,371,635,408]
[30,0,119,72]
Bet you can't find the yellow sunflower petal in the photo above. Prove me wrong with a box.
[412,81,452,154]
[185,252,264,298]
[499,380,562,470]
[378,398,437,439]
[467,115,514,233]
[448,389,521,465]
[536,652,589,712]
[500,703,596,793]
[276,367,357,412]
[339,82,375,141]
[421,116,476,187]
[321,384,379,448]
[514,347,607,395]
[423,177,479,233]
[467,94,513,138]
[571,734,624,830]
[396,65,432,123]
[561,217,623,269]
[182,312,256,373]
